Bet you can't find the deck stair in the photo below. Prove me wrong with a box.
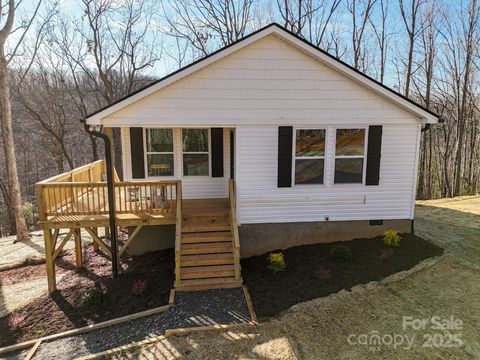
[175,198,242,291]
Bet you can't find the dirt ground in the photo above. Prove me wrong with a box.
[0,229,96,318]
[105,196,480,360]
[242,234,442,318]
[0,229,94,271]
[0,247,174,347]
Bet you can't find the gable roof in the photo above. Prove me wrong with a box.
[85,23,439,125]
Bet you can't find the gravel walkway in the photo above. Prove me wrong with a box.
[6,288,250,360]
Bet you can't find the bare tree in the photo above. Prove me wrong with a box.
[164,0,254,56]
[347,0,377,71]
[369,0,390,83]
[0,0,53,241]
[398,0,426,97]
[48,0,163,177]
[15,66,77,173]
[276,0,342,50]
[414,1,439,199]
[453,0,479,196]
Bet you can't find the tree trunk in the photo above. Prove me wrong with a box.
[0,57,29,241]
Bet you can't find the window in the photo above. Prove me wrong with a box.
[145,128,174,176]
[294,129,325,184]
[334,128,365,184]
[183,128,209,176]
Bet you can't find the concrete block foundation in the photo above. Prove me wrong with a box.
[126,219,412,258]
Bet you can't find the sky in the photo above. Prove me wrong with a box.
[5,0,468,93]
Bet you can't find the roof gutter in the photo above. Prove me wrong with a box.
[421,117,444,132]
[81,119,119,278]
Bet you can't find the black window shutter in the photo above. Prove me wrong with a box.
[130,127,145,178]
[211,128,224,177]
[278,126,293,187]
[366,125,383,186]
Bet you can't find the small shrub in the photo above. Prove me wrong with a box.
[267,252,286,273]
[81,287,103,306]
[329,245,352,262]
[379,247,395,260]
[316,266,332,281]
[383,229,401,247]
[132,279,147,296]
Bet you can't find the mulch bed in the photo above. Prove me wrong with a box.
[0,247,174,347]
[241,233,444,318]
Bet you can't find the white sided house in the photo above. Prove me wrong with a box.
[86,23,439,261]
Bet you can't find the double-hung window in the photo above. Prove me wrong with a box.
[145,128,174,177]
[294,129,325,184]
[334,128,366,184]
[182,128,209,176]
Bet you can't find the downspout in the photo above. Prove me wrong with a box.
[81,119,119,278]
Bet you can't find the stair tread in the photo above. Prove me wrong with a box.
[182,224,231,233]
[181,253,233,259]
[183,215,230,221]
[179,277,242,285]
[182,231,233,243]
[181,268,235,279]
[180,253,234,266]
[182,242,233,249]
[181,264,234,273]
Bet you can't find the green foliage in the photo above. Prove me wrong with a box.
[329,245,352,262]
[81,287,103,307]
[383,229,401,247]
[22,202,38,230]
[267,252,286,273]
[460,187,476,196]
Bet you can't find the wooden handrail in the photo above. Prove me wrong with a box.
[39,180,181,186]
[37,160,105,184]
[36,167,181,217]
[174,181,182,286]
[229,179,241,280]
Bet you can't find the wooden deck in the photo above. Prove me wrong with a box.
[41,208,177,229]
[35,160,242,293]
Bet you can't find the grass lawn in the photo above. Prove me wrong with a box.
[242,234,442,318]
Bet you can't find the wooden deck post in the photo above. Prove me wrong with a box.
[93,227,99,251]
[43,229,56,293]
[74,228,83,268]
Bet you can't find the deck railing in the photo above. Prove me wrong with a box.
[228,179,241,280]
[36,160,180,220]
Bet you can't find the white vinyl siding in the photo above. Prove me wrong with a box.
[103,35,420,127]
[236,125,420,224]
[115,34,423,222]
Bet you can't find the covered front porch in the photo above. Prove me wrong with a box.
[35,160,241,293]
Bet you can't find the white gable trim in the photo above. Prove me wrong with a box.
[86,24,439,125]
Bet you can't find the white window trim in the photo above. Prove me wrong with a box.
[181,128,211,178]
[292,127,327,186]
[333,126,368,186]
[144,127,175,178]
